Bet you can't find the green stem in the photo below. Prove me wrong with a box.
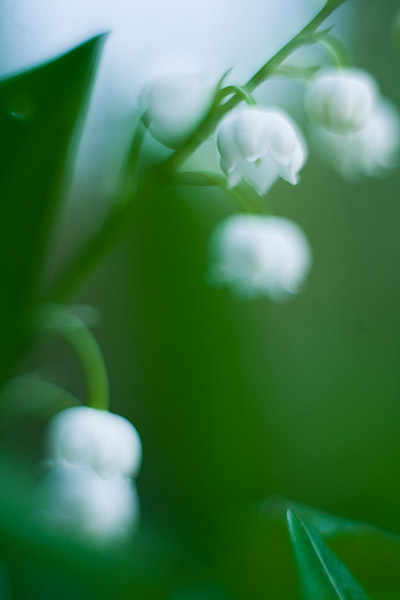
[65,323,109,411]
[315,32,350,67]
[47,0,347,303]
[37,304,109,411]
[173,172,270,215]
[48,167,163,302]
[219,85,257,106]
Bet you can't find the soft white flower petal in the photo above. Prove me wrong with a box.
[241,154,279,195]
[47,406,142,479]
[233,110,269,162]
[36,465,139,544]
[277,135,308,185]
[263,110,297,166]
[146,72,214,146]
[217,115,240,173]
[226,165,244,189]
[312,98,400,180]
[363,100,400,170]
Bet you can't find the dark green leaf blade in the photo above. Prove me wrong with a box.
[0,35,105,381]
[287,509,370,600]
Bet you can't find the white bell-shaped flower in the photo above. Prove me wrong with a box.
[305,68,378,133]
[217,108,307,196]
[144,72,214,147]
[312,99,400,179]
[47,406,142,479]
[36,464,139,544]
[208,214,312,301]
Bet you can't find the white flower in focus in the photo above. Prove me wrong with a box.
[144,72,215,147]
[47,406,142,479]
[217,108,307,196]
[305,68,378,133]
[313,99,400,179]
[209,214,312,301]
[36,465,139,544]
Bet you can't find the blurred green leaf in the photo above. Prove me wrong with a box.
[0,378,78,425]
[287,508,370,600]
[0,35,105,382]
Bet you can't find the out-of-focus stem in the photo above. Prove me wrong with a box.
[37,304,110,411]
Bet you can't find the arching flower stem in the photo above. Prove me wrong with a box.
[36,304,110,411]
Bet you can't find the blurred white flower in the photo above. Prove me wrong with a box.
[47,406,142,479]
[217,108,307,196]
[208,214,312,301]
[36,464,139,544]
[313,99,400,179]
[144,71,215,147]
[305,68,378,133]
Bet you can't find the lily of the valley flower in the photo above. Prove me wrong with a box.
[208,214,312,301]
[145,72,215,147]
[37,406,142,545]
[312,99,400,179]
[217,108,307,196]
[47,406,142,479]
[305,68,378,133]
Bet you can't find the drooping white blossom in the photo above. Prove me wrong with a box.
[312,99,400,179]
[208,214,312,301]
[47,406,142,479]
[216,108,307,196]
[305,68,378,133]
[36,464,139,544]
[144,71,215,147]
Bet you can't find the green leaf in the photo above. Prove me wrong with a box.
[0,35,105,382]
[290,501,400,599]
[287,509,370,600]
[0,378,78,425]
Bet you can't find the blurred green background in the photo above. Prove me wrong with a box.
[1,0,400,599]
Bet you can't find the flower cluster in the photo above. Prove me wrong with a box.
[36,406,142,545]
[142,60,399,301]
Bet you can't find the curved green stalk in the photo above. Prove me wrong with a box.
[314,32,351,67]
[36,304,109,411]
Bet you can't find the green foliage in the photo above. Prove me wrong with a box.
[0,35,105,382]
[291,503,400,600]
[0,378,78,424]
[287,508,370,600]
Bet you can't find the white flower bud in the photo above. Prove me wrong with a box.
[312,99,400,179]
[305,68,378,133]
[217,108,307,196]
[208,214,312,302]
[47,406,142,479]
[144,72,214,147]
[36,464,139,545]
